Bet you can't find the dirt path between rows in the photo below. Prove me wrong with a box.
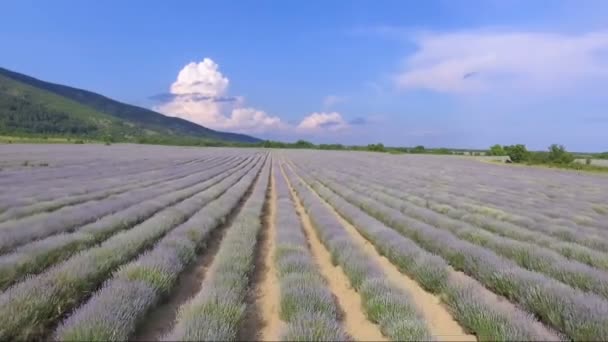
[280,162,388,342]
[132,221,231,341]
[285,162,476,342]
[132,166,263,341]
[239,162,284,341]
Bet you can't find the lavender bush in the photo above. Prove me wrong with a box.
[0,156,253,290]
[0,156,264,340]
[272,163,348,340]
[283,164,431,341]
[326,173,608,299]
[0,155,234,222]
[296,167,560,341]
[312,171,608,340]
[163,159,270,341]
[0,157,254,254]
[54,158,262,341]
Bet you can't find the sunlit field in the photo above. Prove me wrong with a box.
[1,144,607,341]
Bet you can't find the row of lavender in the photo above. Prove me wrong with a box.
[0,146,248,211]
[0,156,245,254]
[343,170,608,268]
[54,155,266,340]
[164,156,271,340]
[413,155,607,232]
[287,155,608,340]
[413,154,608,225]
[272,162,348,340]
[287,161,559,341]
[317,167,608,298]
[329,159,608,254]
[0,155,234,222]
[0,156,254,290]
[297,151,608,233]
[0,154,265,340]
[0,144,230,187]
[282,163,434,340]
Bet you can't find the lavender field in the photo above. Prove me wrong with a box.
[1,144,607,341]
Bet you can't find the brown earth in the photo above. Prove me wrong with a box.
[286,161,561,342]
[241,162,285,341]
[132,162,264,341]
[280,162,388,342]
[131,221,232,341]
[285,162,474,341]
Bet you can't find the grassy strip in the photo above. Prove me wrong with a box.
[0,157,253,290]
[0,155,263,340]
[273,163,348,340]
[163,159,271,341]
[283,164,431,341]
[53,157,263,340]
[309,168,608,341]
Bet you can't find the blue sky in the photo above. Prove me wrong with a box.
[2,0,607,151]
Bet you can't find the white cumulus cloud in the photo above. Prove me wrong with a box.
[156,58,284,133]
[170,58,229,96]
[297,112,349,131]
[396,30,608,93]
[223,107,286,133]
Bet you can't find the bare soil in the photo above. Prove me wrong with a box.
[285,162,474,341]
[280,163,388,342]
[238,162,284,341]
[132,164,263,341]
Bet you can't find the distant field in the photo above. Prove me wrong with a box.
[575,158,608,167]
[0,144,607,341]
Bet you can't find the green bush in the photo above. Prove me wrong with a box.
[411,145,425,154]
[547,144,574,164]
[488,144,506,156]
[367,143,386,152]
[503,144,529,163]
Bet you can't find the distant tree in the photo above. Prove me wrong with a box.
[103,134,114,145]
[366,143,386,152]
[503,144,529,163]
[488,144,506,156]
[262,140,287,148]
[411,145,425,154]
[319,143,345,150]
[432,148,451,155]
[293,140,316,149]
[547,144,574,164]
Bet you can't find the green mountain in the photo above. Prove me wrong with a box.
[0,67,260,143]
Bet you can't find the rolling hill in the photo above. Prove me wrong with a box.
[0,67,260,144]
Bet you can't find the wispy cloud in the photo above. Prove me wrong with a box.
[322,95,347,109]
[149,93,239,103]
[395,30,608,94]
[349,117,367,125]
[297,112,349,131]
